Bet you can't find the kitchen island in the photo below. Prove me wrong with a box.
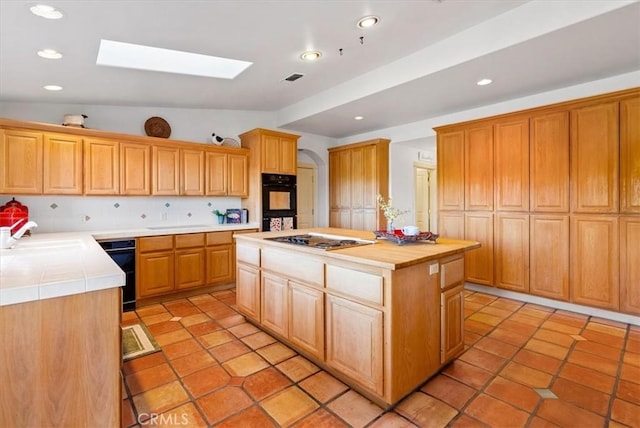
[234,227,480,408]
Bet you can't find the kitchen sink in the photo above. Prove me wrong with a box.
[147,224,211,230]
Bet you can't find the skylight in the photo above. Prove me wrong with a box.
[96,39,252,79]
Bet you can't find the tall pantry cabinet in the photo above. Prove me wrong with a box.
[328,138,390,232]
[435,88,640,315]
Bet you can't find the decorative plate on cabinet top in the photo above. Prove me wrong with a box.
[144,116,171,138]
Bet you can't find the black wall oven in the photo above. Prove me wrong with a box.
[262,173,297,231]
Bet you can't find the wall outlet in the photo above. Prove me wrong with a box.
[161,212,168,221]
[429,263,439,275]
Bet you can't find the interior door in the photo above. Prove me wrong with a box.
[414,163,436,231]
[297,163,316,228]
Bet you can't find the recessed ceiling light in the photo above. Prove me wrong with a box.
[357,15,380,29]
[300,51,321,61]
[96,39,252,79]
[354,116,364,121]
[477,78,493,86]
[43,85,63,91]
[30,4,64,19]
[37,49,63,59]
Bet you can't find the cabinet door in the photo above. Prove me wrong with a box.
[530,111,570,212]
[338,150,351,209]
[464,212,494,285]
[620,97,640,213]
[84,138,119,195]
[43,133,83,194]
[228,153,248,197]
[289,281,324,359]
[152,145,180,195]
[570,216,619,310]
[206,151,227,195]
[495,214,529,292]
[437,130,464,211]
[465,125,494,211]
[236,264,260,321]
[350,147,364,209]
[206,244,233,284]
[438,212,464,239]
[530,215,569,301]
[570,102,619,213]
[0,129,43,194]
[175,248,205,290]
[120,142,150,195]
[495,119,529,211]
[261,135,281,173]
[261,272,288,337]
[138,251,175,298]
[326,295,383,396]
[441,284,465,364]
[181,149,205,196]
[620,217,640,315]
[363,145,378,210]
[279,137,297,175]
[329,151,340,210]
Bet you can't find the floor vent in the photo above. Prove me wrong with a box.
[282,73,304,82]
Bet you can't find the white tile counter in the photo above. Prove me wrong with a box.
[0,223,259,306]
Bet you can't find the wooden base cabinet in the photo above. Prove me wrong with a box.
[0,288,120,427]
[289,281,324,359]
[464,212,494,285]
[261,272,289,337]
[236,264,261,321]
[440,254,465,364]
[620,216,640,315]
[530,215,569,301]
[570,216,619,310]
[326,294,383,396]
[495,213,529,293]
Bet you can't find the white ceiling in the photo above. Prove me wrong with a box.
[1,0,639,139]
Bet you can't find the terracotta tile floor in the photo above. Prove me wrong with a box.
[121,290,640,427]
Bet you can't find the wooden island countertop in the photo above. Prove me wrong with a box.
[234,227,480,408]
[233,227,480,269]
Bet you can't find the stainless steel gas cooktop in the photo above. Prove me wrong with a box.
[265,233,375,250]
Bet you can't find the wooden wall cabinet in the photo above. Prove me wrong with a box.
[0,129,43,194]
[206,151,248,197]
[620,97,640,213]
[43,133,83,194]
[495,119,529,211]
[120,142,151,195]
[464,125,494,211]
[180,148,205,196]
[529,215,569,301]
[570,102,619,213]
[436,88,639,314]
[84,138,119,195]
[530,111,570,212]
[261,134,297,174]
[437,130,465,211]
[328,138,390,231]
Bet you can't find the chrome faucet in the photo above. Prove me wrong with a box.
[0,219,38,249]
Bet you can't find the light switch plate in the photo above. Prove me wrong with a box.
[429,263,439,275]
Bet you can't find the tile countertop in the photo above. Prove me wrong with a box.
[0,223,260,307]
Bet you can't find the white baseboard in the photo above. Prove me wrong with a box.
[465,283,640,327]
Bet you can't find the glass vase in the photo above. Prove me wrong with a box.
[386,220,394,233]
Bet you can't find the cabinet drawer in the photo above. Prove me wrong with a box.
[326,265,383,306]
[236,243,260,266]
[176,233,205,249]
[441,255,464,289]
[206,231,233,246]
[138,235,173,252]
[262,248,324,287]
